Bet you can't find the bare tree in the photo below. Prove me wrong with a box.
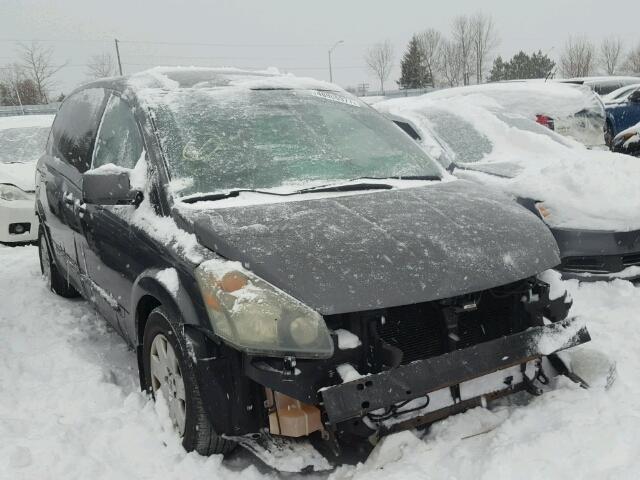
[451,15,474,85]
[364,40,395,94]
[417,29,443,87]
[624,42,640,74]
[599,37,624,75]
[18,41,65,104]
[440,39,464,87]
[470,12,499,84]
[559,36,595,78]
[86,53,116,79]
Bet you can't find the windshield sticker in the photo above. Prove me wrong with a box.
[312,90,360,107]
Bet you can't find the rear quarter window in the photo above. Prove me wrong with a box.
[50,88,107,172]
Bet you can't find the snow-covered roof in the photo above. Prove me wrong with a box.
[125,66,342,94]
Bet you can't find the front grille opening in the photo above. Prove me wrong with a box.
[378,304,447,364]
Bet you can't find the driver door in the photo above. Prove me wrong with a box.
[76,93,146,339]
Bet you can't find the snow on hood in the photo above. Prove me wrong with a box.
[0,114,53,191]
[183,180,560,315]
[376,95,640,231]
[0,114,53,131]
[0,162,37,191]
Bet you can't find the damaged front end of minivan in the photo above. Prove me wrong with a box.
[190,261,589,471]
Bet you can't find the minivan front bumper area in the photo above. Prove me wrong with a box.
[243,317,589,447]
[320,318,589,435]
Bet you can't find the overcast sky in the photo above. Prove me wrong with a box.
[1,0,638,96]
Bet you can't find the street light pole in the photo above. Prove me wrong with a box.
[328,40,344,83]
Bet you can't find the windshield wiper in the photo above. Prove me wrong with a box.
[294,182,394,194]
[356,175,442,181]
[180,189,286,203]
[180,176,435,204]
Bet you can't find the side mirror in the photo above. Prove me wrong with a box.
[628,90,640,103]
[82,170,143,206]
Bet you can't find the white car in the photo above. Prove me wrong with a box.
[416,81,606,148]
[0,114,54,243]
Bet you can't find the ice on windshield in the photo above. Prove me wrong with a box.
[135,76,442,198]
[0,125,51,164]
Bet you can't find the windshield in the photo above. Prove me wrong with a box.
[150,88,442,198]
[422,109,492,163]
[0,126,50,164]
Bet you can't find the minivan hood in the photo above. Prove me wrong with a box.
[187,180,560,315]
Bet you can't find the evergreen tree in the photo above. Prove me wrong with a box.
[398,35,431,89]
[488,56,506,82]
[488,50,555,81]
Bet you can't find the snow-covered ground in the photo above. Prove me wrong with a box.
[2,245,640,479]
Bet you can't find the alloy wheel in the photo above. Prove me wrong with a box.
[150,333,187,436]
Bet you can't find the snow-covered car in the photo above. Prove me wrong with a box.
[377,94,640,281]
[602,83,640,106]
[557,76,640,96]
[420,81,606,148]
[0,114,53,243]
[36,67,590,471]
[612,120,640,157]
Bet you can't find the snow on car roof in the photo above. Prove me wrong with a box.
[412,81,603,120]
[375,94,640,231]
[126,66,342,94]
[0,114,54,131]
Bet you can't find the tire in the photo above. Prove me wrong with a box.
[38,225,79,298]
[142,306,234,455]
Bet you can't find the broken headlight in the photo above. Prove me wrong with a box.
[195,260,334,359]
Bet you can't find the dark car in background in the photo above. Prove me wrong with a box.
[605,89,640,147]
[35,67,589,470]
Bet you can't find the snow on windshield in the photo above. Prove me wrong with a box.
[127,68,443,199]
[0,115,53,164]
[376,95,640,231]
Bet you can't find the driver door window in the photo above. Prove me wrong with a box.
[93,94,144,169]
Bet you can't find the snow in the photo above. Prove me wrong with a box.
[2,245,640,478]
[335,329,362,350]
[336,363,365,382]
[156,268,180,297]
[0,114,54,131]
[376,94,640,231]
[416,81,602,121]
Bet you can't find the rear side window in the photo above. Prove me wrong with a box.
[92,95,144,170]
[50,88,106,172]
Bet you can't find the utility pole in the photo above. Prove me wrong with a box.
[328,40,344,83]
[114,39,123,76]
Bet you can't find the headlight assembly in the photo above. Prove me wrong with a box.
[0,184,31,201]
[195,260,334,359]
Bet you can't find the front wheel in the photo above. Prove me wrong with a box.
[38,226,79,298]
[142,306,234,455]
